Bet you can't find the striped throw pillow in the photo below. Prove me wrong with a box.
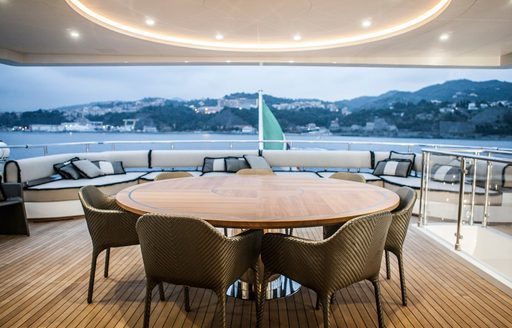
[373,159,412,177]
[202,157,227,173]
[431,164,460,183]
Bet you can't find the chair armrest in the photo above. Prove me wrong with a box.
[1,183,23,198]
[261,233,328,288]
[225,229,263,279]
[84,210,140,247]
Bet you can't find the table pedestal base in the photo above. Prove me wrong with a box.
[226,275,301,300]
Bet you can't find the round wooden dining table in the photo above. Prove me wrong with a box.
[116,175,400,229]
[116,175,400,299]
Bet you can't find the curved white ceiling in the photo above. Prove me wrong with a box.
[65,0,451,52]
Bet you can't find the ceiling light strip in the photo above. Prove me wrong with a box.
[65,0,451,52]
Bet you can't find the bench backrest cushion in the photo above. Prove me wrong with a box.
[262,150,373,169]
[4,150,150,183]
[150,150,258,169]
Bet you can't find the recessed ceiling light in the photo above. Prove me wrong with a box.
[225,60,231,63]
[215,34,224,40]
[184,60,189,63]
[288,60,295,64]
[68,30,80,39]
[145,17,156,26]
[293,34,302,41]
[439,33,450,41]
[361,19,372,28]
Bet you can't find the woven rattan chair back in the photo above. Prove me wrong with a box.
[78,185,140,303]
[323,172,366,238]
[386,187,416,253]
[136,214,262,328]
[154,171,193,181]
[259,212,392,328]
[329,172,366,183]
[384,186,416,306]
[236,168,275,175]
[79,185,119,211]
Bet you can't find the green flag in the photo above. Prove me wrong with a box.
[262,99,286,150]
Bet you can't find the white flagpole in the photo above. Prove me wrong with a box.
[258,90,263,151]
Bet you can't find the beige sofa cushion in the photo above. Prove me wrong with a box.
[262,150,373,169]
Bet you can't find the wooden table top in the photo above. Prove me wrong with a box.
[116,176,400,229]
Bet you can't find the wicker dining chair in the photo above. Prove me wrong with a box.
[154,171,194,181]
[236,168,275,175]
[78,185,146,303]
[322,172,367,239]
[258,212,392,328]
[384,186,416,306]
[136,214,263,328]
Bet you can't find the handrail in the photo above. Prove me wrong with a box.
[421,148,512,165]
[1,139,511,152]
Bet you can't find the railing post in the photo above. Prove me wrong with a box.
[422,152,431,226]
[85,144,90,153]
[418,151,426,227]
[469,158,477,225]
[455,158,466,251]
[43,146,48,156]
[482,160,492,227]
[111,144,116,151]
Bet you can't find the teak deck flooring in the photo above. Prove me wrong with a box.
[0,219,511,327]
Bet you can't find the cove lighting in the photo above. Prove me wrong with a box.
[65,0,451,52]
[215,34,224,40]
[293,34,302,41]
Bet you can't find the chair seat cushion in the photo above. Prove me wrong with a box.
[26,172,147,190]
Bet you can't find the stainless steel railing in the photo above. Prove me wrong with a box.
[418,148,512,251]
[1,139,511,158]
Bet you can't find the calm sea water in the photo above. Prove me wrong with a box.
[1,132,512,160]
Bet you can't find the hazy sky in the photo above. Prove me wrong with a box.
[0,64,511,111]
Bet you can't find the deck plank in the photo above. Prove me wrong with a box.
[0,218,511,328]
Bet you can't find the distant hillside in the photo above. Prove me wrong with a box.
[335,80,512,110]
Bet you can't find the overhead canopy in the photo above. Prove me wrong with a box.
[0,0,511,67]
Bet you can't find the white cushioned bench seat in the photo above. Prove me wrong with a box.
[27,172,146,190]
[381,175,502,206]
[23,172,147,202]
[140,171,202,181]
[199,172,234,177]
[380,175,501,194]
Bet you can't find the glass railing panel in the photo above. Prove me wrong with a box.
[420,149,512,284]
